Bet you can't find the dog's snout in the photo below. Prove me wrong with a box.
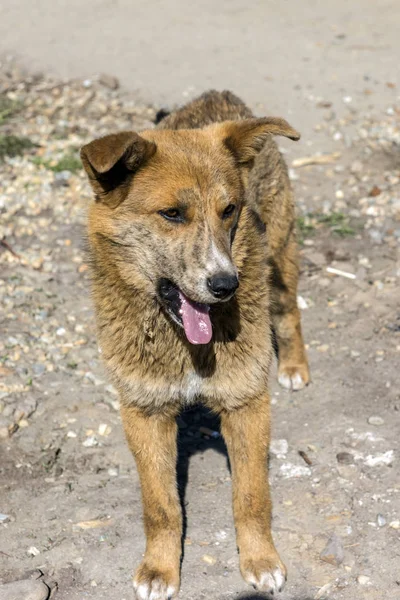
[207,273,239,299]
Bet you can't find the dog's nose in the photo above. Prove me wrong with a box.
[207,273,239,299]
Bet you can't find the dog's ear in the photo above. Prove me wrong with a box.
[218,117,300,165]
[80,132,156,207]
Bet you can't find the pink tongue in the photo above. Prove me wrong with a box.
[178,291,212,345]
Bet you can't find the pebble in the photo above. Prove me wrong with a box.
[0,579,50,600]
[357,575,371,585]
[27,546,40,556]
[280,463,311,478]
[377,514,386,527]
[99,73,120,90]
[367,416,384,426]
[336,452,354,465]
[0,513,10,522]
[314,582,334,599]
[202,554,217,565]
[270,439,289,457]
[0,426,9,439]
[98,423,112,436]
[364,451,394,467]
[297,295,308,310]
[389,520,400,529]
[82,435,98,447]
[320,533,344,566]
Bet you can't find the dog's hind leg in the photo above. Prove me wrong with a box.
[220,395,287,595]
[269,231,310,391]
[120,404,181,600]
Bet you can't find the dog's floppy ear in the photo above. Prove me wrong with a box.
[80,132,156,207]
[219,117,300,165]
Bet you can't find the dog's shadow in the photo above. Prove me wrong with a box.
[176,409,316,600]
[176,404,228,549]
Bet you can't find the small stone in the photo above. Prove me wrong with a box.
[368,185,381,197]
[202,554,217,565]
[67,430,77,438]
[377,514,386,527]
[317,344,329,352]
[280,463,311,478]
[367,416,384,426]
[0,579,50,600]
[83,435,98,447]
[320,533,344,566]
[314,582,334,599]
[297,295,308,310]
[357,575,371,585]
[270,439,289,457]
[389,520,400,529]
[27,546,41,556]
[99,73,120,90]
[0,513,10,522]
[98,423,111,436]
[0,426,10,439]
[336,452,354,465]
[364,451,394,467]
[84,372,105,386]
[107,467,119,477]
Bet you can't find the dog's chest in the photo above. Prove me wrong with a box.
[180,371,206,402]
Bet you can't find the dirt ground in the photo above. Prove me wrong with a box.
[0,5,399,598]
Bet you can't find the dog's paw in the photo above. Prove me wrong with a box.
[133,563,178,600]
[241,558,287,596]
[278,363,310,391]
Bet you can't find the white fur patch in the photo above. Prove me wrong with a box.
[206,241,234,274]
[244,565,286,594]
[182,371,205,402]
[133,579,176,600]
[278,370,306,391]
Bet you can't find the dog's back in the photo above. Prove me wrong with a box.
[156,90,253,129]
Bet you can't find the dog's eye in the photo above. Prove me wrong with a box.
[158,208,182,222]
[222,204,236,219]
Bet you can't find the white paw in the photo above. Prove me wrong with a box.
[244,565,286,595]
[134,579,176,600]
[278,371,305,391]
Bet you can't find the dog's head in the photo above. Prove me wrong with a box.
[82,118,299,344]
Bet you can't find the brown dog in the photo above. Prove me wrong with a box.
[81,90,309,600]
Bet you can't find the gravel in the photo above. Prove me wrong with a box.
[0,60,399,600]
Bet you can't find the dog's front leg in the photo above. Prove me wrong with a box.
[120,404,181,600]
[220,395,286,596]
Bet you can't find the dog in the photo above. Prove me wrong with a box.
[81,90,310,600]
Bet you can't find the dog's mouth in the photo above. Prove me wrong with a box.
[158,279,212,345]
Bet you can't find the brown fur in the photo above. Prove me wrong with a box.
[81,90,309,599]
